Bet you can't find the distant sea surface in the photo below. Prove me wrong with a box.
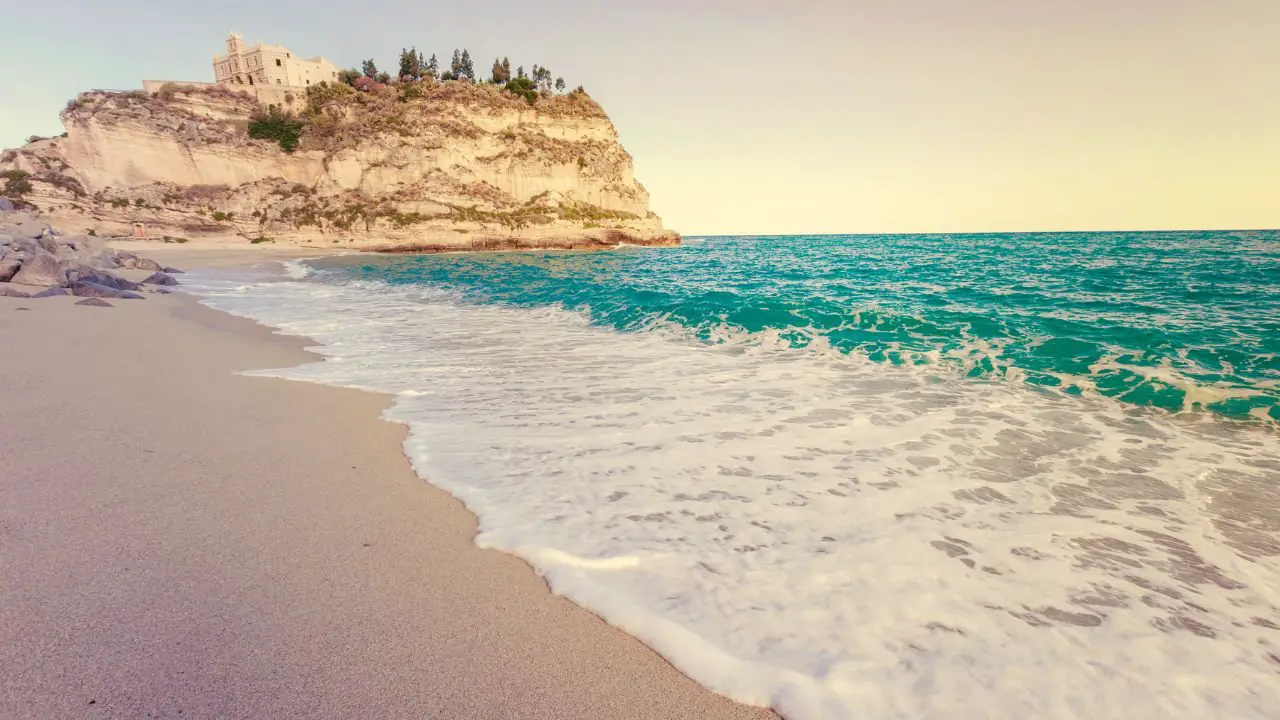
[188,231,1280,719]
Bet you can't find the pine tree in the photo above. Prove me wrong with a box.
[502,57,511,83]
[425,53,439,80]
[460,49,474,81]
[398,48,417,80]
[450,49,463,78]
[417,51,426,79]
[555,77,565,93]
[490,58,504,84]
[361,58,379,79]
[516,65,526,80]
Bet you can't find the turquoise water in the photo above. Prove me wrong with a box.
[324,231,1280,421]
[189,231,1280,718]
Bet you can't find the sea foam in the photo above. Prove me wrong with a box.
[181,245,1280,719]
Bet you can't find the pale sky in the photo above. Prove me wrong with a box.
[0,0,1276,234]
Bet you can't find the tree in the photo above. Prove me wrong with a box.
[502,58,511,83]
[555,77,565,93]
[490,57,511,84]
[460,49,474,81]
[425,53,439,80]
[361,58,379,79]
[450,49,463,78]
[398,47,422,80]
[417,50,427,78]
[516,65,526,80]
[337,68,362,87]
[376,71,391,84]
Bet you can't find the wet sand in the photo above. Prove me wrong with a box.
[0,282,775,719]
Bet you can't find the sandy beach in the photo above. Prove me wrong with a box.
[0,248,775,719]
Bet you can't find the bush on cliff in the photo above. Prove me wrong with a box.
[248,107,305,153]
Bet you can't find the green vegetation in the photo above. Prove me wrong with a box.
[248,106,305,152]
[87,228,97,236]
[110,197,130,208]
[2,170,33,200]
[134,198,147,207]
[212,211,234,222]
[249,236,274,244]
[162,236,190,244]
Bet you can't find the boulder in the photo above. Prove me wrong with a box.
[141,271,179,286]
[162,267,185,274]
[70,281,142,300]
[131,257,164,272]
[31,288,70,298]
[62,264,141,291]
[0,285,31,298]
[76,298,113,307]
[0,197,13,212]
[0,214,51,240]
[11,251,68,287]
[0,258,19,282]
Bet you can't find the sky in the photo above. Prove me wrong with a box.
[0,0,1276,234]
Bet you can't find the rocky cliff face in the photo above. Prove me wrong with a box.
[0,82,677,251]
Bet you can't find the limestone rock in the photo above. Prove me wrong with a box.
[11,251,68,287]
[0,198,13,212]
[70,281,142,299]
[0,284,31,298]
[141,271,179,286]
[31,288,71,298]
[162,267,185,274]
[75,297,113,307]
[0,258,19,282]
[131,258,164,272]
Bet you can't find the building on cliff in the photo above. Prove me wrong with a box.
[212,33,339,88]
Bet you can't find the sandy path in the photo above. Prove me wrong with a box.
[0,292,775,719]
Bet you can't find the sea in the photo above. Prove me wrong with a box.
[184,230,1280,719]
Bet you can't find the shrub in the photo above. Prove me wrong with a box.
[162,236,190,243]
[110,197,130,208]
[87,228,97,236]
[2,170,33,198]
[504,77,538,105]
[134,198,146,207]
[249,236,274,244]
[212,211,233,222]
[247,106,305,152]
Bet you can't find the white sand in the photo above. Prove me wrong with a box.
[0,286,775,719]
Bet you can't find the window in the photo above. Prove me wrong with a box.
[276,58,281,67]
[276,79,281,84]
[306,80,310,85]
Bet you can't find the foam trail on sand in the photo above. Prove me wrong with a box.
[181,247,1280,719]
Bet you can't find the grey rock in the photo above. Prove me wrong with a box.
[141,271,179,286]
[0,215,51,240]
[70,281,143,300]
[0,258,19,282]
[0,284,31,298]
[162,267,185,274]
[11,251,68,287]
[63,264,141,291]
[31,288,70,298]
[131,257,164,272]
[76,298,113,307]
[0,197,13,212]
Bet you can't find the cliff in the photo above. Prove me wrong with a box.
[0,82,678,251]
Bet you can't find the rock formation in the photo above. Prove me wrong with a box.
[0,209,176,300]
[0,81,678,252]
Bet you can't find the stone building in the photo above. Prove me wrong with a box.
[212,33,340,88]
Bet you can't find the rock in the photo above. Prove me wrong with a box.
[31,288,70,298]
[0,214,52,240]
[131,258,164,272]
[0,198,13,212]
[0,258,19,282]
[113,250,138,265]
[0,285,31,298]
[70,281,142,300]
[75,298,113,307]
[141,271,179,286]
[162,267,185,274]
[62,264,141,291]
[11,251,68,287]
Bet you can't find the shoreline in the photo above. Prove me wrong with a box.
[0,258,775,718]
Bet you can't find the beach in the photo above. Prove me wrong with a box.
[0,249,776,719]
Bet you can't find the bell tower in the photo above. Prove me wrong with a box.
[226,32,244,56]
